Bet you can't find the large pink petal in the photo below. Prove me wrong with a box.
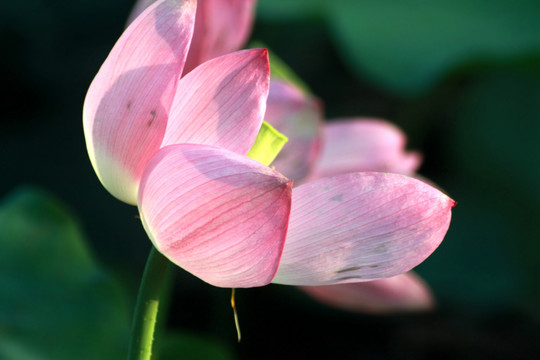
[83,0,196,204]
[264,79,323,182]
[183,0,257,75]
[273,173,455,286]
[300,272,434,314]
[309,119,422,180]
[161,49,270,154]
[138,144,292,288]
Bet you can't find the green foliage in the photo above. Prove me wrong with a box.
[0,187,130,360]
[0,188,238,360]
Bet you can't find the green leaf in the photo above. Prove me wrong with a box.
[246,121,288,166]
[331,0,540,94]
[0,187,129,360]
[259,0,540,95]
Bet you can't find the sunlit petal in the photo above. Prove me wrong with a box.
[273,173,455,285]
[138,144,292,287]
[162,49,270,155]
[83,0,196,204]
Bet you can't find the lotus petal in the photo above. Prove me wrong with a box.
[138,143,292,288]
[83,0,196,204]
[273,173,455,285]
[128,0,256,75]
[161,49,270,155]
[183,0,257,75]
[300,272,434,314]
[310,119,422,179]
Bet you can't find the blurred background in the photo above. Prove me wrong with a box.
[1,0,539,359]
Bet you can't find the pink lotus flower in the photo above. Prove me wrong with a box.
[265,79,448,312]
[84,0,454,290]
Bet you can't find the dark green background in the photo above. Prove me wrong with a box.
[1,0,539,359]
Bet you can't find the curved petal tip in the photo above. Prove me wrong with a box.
[274,172,454,286]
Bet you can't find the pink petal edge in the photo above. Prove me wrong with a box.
[300,272,435,314]
[273,172,455,286]
[83,0,196,204]
[138,143,292,288]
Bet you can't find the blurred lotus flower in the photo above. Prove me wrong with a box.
[84,0,454,291]
[310,119,423,179]
[300,272,434,314]
[265,79,446,313]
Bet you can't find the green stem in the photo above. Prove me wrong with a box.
[127,246,172,360]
